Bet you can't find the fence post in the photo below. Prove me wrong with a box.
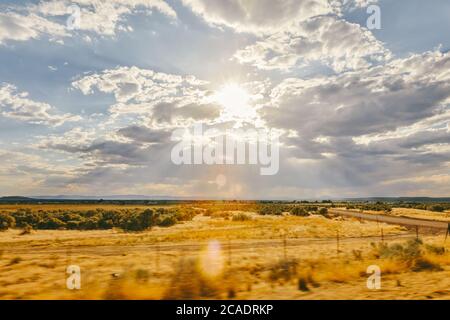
[445,224,450,243]
[336,230,340,255]
[416,226,419,240]
[227,236,232,267]
[381,228,384,243]
[156,238,160,270]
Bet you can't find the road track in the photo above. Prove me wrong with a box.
[330,208,449,230]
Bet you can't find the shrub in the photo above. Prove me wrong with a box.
[318,207,329,216]
[38,217,66,230]
[11,209,41,228]
[412,258,443,272]
[120,212,149,231]
[376,239,422,261]
[157,215,177,227]
[6,207,182,231]
[66,220,82,229]
[425,244,445,255]
[373,239,442,272]
[0,213,15,231]
[290,207,309,217]
[164,257,223,299]
[258,205,283,216]
[268,259,298,282]
[428,205,445,212]
[298,277,310,292]
[140,209,155,229]
[232,213,252,221]
[80,216,100,230]
[175,207,198,221]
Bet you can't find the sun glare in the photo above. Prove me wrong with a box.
[214,83,252,119]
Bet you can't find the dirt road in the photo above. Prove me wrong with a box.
[330,208,450,230]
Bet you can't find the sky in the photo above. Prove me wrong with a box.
[0,0,449,199]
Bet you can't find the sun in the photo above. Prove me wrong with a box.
[214,83,252,119]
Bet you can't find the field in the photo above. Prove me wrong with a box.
[373,208,450,222]
[0,202,449,300]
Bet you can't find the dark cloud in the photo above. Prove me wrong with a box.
[151,102,221,124]
[117,125,171,144]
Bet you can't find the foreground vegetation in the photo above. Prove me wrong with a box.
[2,199,449,233]
[0,206,201,232]
[0,210,447,300]
[0,201,449,299]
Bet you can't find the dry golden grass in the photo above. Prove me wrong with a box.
[390,208,450,222]
[0,204,449,300]
[353,207,450,222]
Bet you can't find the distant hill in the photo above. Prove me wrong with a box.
[1,195,450,204]
[32,195,183,200]
[0,196,37,202]
[344,197,450,203]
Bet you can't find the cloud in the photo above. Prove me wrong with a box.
[35,0,177,36]
[0,11,68,44]
[73,66,221,126]
[181,0,380,34]
[41,133,151,166]
[0,148,78,195]
[73,66,207,103]
[182,0,332,33]
[331,0,379,11]
[182,1,388,73]
[117,125,171,144]
[151,102,221,125]
[252,50,450,195]
[264,50,450,139]
[234,16,390,72]
[0,0,176,45]
[0,83,81,126]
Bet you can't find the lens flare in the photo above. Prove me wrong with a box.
[199,240,224,278]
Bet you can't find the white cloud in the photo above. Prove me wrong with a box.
[0,83,81,126]
[182,0,332,33]
[34,0,177,36]
[235,16,390,72]
[0,12,68,44]
[72,66,222,127]
[0,0,176,44]
[264,50,450,139]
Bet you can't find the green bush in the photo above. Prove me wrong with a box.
[38,217,66,230]
[157,215,177,227]
[428,205,445,212]
[376,239,422,260]
[258,205,284,215]
[140,209,155,229]
[4,206,199,231]
[373,239,442,271]
[232,213,252,221]
[318,207,329,216]
[290,207,309,217]
[0,213,15,231]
